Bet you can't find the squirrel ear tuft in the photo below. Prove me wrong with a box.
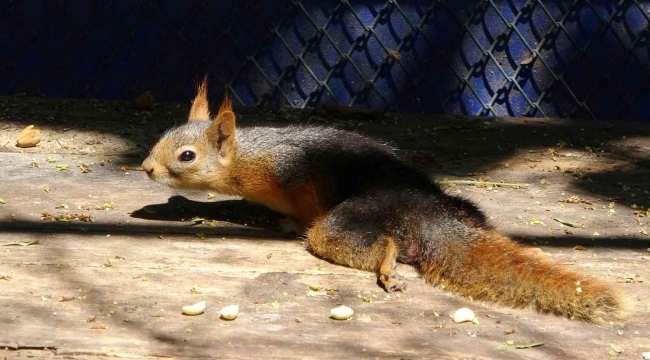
[188,76,210,122]
[207,92,236,158]
[217,90,233,116]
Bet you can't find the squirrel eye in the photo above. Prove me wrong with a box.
[179,150,196,162]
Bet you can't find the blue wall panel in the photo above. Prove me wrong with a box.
[2,0,650,121]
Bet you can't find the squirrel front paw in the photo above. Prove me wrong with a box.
[277,216,303,234]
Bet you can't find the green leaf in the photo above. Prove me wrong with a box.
[608,343,623,354]
[494,344,510,352]
[528,219,546,226]
[553,218,583,228]
[56,164,70,171]
[3,240,39,246]
[0,197,5,204]
[189,217,206,224]
[515,342,544,349]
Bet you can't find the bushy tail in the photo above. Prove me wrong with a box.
[419,230,625,323]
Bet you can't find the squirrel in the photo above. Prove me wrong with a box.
[142,79,625,323]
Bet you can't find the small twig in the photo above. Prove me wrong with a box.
[437,180,529,188]
[63,124,80,132]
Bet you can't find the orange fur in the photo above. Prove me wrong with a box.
[285,182,322,227]
[218,90,233,115]
[189,77,210,122]
[420,230,625,323]
[227,154,322,227]
[307,216,390,272]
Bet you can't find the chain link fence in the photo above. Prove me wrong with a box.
[2,0,650,121]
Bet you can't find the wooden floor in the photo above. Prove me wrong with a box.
[0,97,649,359]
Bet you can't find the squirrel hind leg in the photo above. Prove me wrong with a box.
[306,212,406,292]
[378,236,406,292]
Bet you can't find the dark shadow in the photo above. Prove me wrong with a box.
[1,218,294,240]
[130,195,283,228]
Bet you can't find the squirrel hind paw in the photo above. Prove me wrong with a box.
[379,276,407,293]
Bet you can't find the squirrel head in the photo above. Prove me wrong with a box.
[142,79,236,189]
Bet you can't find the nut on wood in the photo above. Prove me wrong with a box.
[16,125,41,148]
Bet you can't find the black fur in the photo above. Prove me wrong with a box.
[238,125,489,258]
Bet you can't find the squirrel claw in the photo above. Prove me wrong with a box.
[384,280,407,293]
[380,273,406,293]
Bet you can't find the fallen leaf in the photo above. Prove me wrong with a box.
[190,284,201,294]
[0,197,4,204]
[56,164,70,171]
[41,212,93,223]
[573,245,586,251]
[515,342,544,349]
[495,343,510,351]
[528,219,546,226]
[95,202,115,211]
[3,240,39,246]
[609,343,623,354]
[553,218,585,228]
[78,163,92,173]
[559,195,591,205]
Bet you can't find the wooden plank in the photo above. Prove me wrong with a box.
[2,232,647,360]
[1,98,649,359]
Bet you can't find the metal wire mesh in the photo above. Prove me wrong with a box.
[2,0,650,121]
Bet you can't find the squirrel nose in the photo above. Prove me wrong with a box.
[142,159,155,176]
